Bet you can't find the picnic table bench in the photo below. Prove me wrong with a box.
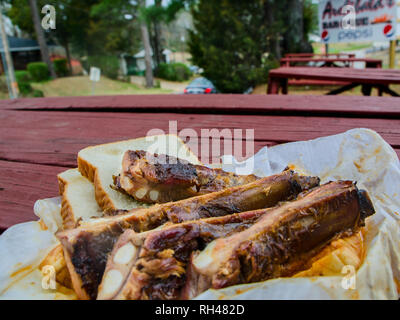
[268,67,400,96]
[280,57,382,68]
[1,94,400,231]
[284,53,356,58]
[279,58,382,87]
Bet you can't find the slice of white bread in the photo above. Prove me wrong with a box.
[77,134,200,211]
[58,169,103,230]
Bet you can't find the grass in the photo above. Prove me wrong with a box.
[30,76,173,97]
[0,75,173,99]
[312,41,373,54]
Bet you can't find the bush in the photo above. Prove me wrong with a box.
[27,62,49,82]
[156,63,192,82]
[86,56,119,79]
[53,58,69,77]
[32,89,44,97]
[15,70,33,95]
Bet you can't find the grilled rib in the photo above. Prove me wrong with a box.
[182,181,375,299]
[113,150,260,203]
[57,170,319,299]
[97,209,268,300]
[100,181,374,300]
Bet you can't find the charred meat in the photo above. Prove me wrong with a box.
[57,170,319,299]
[102,181,374,300]
[97,209,268,300]
[183,181,375,299]
[113,150,260,203]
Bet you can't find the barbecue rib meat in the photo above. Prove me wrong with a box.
[100,181,374,300]
[57,170,319,299]
[183,181,375,299]
[97,209,268,300]
[113,150,260,203]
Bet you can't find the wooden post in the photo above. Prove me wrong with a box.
[389,40,396,69]
[325,44,329,55]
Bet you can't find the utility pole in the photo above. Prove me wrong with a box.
[29,0,56,79]
[0,10,18,98]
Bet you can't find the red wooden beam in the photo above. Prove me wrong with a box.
[1,94,400,118]
[1,110,399,168]
[0,160,67,230]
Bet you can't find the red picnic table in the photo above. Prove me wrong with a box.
[284,53,356,58]
[1,94,400,231]
[268,67,400,96]
[280,57,382,68]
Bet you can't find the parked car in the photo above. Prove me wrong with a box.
[184,77,217,94]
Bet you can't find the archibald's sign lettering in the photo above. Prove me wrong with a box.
[318,0,398,43]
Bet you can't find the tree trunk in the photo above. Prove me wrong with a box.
[140,21,154,88]
[29,0,57,78]
[283,0,312,54]
[264,0,281,60]
[153,0,163,66]
[64,41,72,75]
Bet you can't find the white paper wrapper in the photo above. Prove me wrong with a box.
[0,128,399,299]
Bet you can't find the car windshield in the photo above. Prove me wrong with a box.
[189,78,212,87]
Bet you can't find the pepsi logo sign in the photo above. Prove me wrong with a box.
[383,24,394,38]
[321,30,330,42]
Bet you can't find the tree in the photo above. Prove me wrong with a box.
[189,0,315,93]
[8,0,141,75]
[282,0,313,53]
[188,0,276,93]
[92,0,153,87]
[28,0,56,78]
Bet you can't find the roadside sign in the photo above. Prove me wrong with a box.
[90,67,101,82]
[318,0,398,43]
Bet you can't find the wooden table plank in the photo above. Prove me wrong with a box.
[1,110,399,167]
[0,160,67,231]
[285,53,356,58]
[280,57,382,67]
[269,67,400,84]
[1,95,400,118]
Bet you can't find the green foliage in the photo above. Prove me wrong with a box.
[15,70,32,95]
[0,76,9,93]
[14,70,45,97]
[87,56,120,79]
[27,62,50,82]
[32,89,44,97]
[15,70,31,83]
[156,62,192,82]
[304,0,319,38]
[188,0,277,93]
[53,59,69,77]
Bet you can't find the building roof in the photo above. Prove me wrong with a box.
[133,49,154,59]
[0,36,53,53]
